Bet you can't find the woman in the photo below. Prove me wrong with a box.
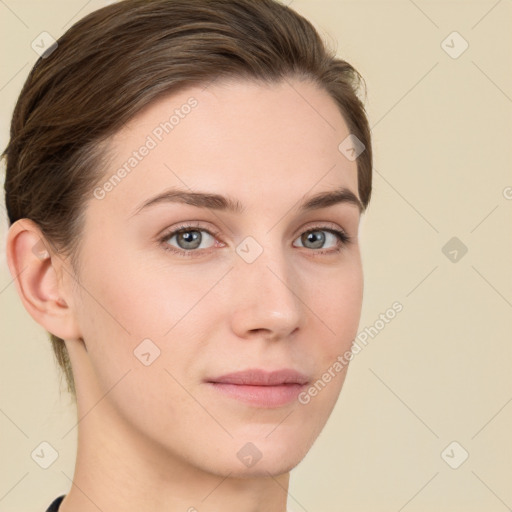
[3,0,372,510]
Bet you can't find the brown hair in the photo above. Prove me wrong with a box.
[2,0,372,401]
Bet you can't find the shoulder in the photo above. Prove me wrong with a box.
[45,495,66,512]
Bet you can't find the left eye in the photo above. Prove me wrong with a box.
[294,229,346,250]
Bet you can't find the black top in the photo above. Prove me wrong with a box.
[45,495,66,511]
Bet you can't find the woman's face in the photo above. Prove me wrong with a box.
[67,78,364,476]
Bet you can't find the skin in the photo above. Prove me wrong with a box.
[7,77,364,512]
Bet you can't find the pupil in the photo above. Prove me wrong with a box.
[179,230,201,249]
[305,231,325,249]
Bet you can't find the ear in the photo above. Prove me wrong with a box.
[5,218,82,341]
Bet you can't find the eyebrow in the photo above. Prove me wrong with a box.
[130,185,363,217]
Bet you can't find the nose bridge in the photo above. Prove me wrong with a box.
[229,233,304,337]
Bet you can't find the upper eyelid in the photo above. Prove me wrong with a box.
[160,222,220,239]
[160,221,347,239]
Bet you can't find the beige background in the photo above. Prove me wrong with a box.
[1,1,511,511]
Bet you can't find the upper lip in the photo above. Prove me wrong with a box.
[206,368,309,386]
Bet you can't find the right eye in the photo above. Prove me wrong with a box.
[159,223,223,257]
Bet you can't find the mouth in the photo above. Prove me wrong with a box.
[205,368,310,408]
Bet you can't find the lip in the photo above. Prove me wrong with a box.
[205,368,310,408]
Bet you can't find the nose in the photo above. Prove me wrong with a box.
[228,240,305,341]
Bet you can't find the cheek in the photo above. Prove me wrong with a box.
[72,253,159,380]
[72,257,201,428]
[74,251,214,384]
[297,265,362,426]
[78,251,198,338]
[313,258,363,349]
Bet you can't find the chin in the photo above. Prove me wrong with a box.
[175,427,311,479]
[221,431,313,477]
[214,451,305,479]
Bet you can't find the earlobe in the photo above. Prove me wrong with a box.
[6,218,81,341]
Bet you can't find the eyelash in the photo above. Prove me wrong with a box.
[158,222,352,258]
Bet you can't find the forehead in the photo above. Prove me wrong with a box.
[94,78,359,217]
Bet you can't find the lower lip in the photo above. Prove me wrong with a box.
[207,382,308,408]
